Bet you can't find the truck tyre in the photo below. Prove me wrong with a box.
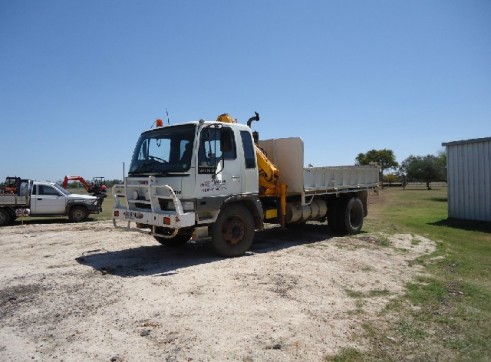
[154,232,192,247]
[209,204,255,257]
[341,197,364,234]
[68,206,89,222]
[0,209,12,226]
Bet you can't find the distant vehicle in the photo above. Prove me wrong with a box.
[1,176,23,194]
[62,175,107,197]
[0,178,102,226]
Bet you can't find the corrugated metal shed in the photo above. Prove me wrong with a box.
[442,137,491,221]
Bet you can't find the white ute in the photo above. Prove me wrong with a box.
[0,178,102,226]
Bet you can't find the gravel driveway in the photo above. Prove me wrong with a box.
[0,221,434,361]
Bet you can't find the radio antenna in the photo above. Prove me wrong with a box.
[166,108,170,125]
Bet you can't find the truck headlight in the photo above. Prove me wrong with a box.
[132,190,139,200]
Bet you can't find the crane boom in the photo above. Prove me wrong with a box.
[216,113,287,226]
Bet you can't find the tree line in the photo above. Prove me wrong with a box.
[355,149,446,190]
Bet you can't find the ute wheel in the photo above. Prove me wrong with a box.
[154,232,192,247]
[68,206,89,222]
[0,209,12,226]
[339,197,364,234]
[209,204,255,257]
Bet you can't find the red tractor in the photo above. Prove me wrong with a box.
[1,177,22,194]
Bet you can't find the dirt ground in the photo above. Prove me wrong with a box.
[0,220,435,361]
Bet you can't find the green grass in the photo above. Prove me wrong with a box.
[337,186,491,361]
[329,347,364,362]
[346,289,392,299]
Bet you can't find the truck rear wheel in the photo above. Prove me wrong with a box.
[209,204,255,257]
[341,197,364,234]
[329,197,364,234]
[0,209,12,226]
[68,206,89,222]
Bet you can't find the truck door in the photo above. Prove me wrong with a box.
[239,130,259,193]
[30,184,66,214]
[196,126,241,198]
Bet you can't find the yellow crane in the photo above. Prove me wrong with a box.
[216,113,287,227]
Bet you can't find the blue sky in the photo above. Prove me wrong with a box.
[1,0,490,182]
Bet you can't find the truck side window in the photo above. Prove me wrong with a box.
[240,131,256,169]
[199,128,218,167]
[221,127,236,160]
[180,141,192,165]
[198,127,236,170]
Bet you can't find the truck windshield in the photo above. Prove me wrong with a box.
[54,184,70,196]
[129,124,196,175]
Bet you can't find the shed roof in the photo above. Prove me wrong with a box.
[442,136,491,147]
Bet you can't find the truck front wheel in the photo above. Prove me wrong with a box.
[154,230,192,247]
[209,204,255,257]
[0,209,12,226]
[68,206,89,222]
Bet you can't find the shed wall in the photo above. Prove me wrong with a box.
[446,139,491,221]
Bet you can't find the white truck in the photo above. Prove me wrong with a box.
[113,113,379,257]
[0,178,103,226]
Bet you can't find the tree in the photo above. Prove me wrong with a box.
[355,149,399,185]
[436,150,447,181]
[400,154,446,190]
[383,173,398,186]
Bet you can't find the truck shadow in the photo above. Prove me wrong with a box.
[76,242,220,277]
[75,225,335,277]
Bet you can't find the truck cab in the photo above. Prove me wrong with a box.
[113,120,262,254]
